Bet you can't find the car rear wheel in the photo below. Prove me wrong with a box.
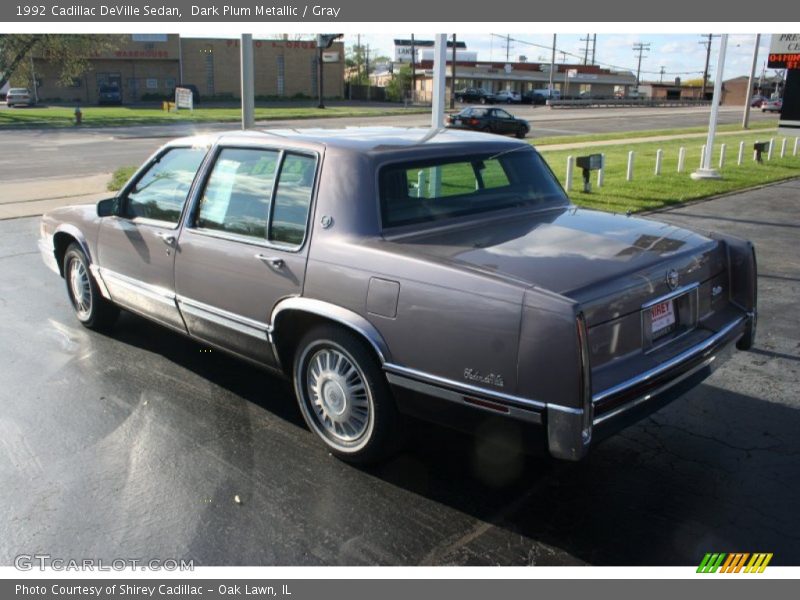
[63,243,119,330]
[293,325,403,464]
[479,97,487,105]
[515,127,527,139]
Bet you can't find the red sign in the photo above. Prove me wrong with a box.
[768,52,800,68]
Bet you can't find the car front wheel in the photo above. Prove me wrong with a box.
[63,243,119,330]
[293,325,402,464]
[479,97,487,104]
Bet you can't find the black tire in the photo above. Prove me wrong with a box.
[515,127,527,139]
[63,243,119,330]
[293,324,403,464]
[479,97,487,105]
[456,96,464,103]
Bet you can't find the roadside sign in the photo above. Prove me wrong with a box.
[175,87,193,111]
[768,33,800,68]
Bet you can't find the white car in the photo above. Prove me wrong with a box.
[6,88,35,107]
[494,90,521,104]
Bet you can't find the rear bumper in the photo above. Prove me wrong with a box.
[386,311,752,461]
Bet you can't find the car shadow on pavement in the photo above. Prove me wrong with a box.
[103,311,800,566]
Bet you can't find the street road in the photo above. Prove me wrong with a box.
[0,181,798,565]
[0,106,779,181]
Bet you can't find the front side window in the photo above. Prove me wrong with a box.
[380,148,568,228]
[196,148,280,239]
[124,147,206,223]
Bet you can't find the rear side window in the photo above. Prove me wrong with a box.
[269,154,316,247]
[196,148,280,239]
[379,149,568,228]
[124,147,206,223]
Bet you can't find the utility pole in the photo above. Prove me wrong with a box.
[410,34,415,103]
[580,34,592,65]
[659,66,666,83]
[591,34,597,65]
[356,34,361,84]
[699,34,719,99]
[450,34,457,109]
[503,34,511,62]
[549,34,556,93]
[743,33,760,129]
[365,44,370,101]
[633,42,650,87]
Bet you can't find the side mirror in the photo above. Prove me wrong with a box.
[97,197,119,217]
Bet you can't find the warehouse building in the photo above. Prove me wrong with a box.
[31,34,344,105]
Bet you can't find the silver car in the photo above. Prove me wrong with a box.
[6,87,34,107]
[39,127,757,464]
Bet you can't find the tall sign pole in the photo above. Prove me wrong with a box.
[431,33,448,129]
[692,34,728,180]
[240,34,254,130]
[450,34,457,109]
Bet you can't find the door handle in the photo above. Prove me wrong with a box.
[255,254,284,270]
[155,231,176,246]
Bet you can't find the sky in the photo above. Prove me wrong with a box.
[249,33,777,83]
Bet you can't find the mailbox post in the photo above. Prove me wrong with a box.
[576,154,603,193]
[753,141,770,164]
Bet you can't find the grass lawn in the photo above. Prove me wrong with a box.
[538,133,800,213]
[0,104,429,128]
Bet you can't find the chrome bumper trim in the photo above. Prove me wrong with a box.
[592,315,746,406]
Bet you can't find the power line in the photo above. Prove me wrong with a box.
[632,42,651,86]
[489,34,701,76]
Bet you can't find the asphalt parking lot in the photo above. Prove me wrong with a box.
[0,180,798,566]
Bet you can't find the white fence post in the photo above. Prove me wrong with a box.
[626,151,635,181]
[719,143,726,169]
[794,137,799,156]
[677,147,686,173]
[737,140,745,166]
[597,153,605,187]
[780,138,787,158]
[768,137,775,160]
[753,140,759,162]
[700,144,707,168]
[655,149,663,175]
[565,155,574,191]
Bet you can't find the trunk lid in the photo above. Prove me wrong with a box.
[389,207,726,325]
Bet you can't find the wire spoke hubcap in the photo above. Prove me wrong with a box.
[68,258,92,319]
[306,348,370,443]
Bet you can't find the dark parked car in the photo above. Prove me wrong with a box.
[97,84,122,105]
[39,128,756,465]
[454,87,495,104]
[447,107,529,138]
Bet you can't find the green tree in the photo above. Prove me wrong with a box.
[385,65,412,102]
[0,34,121,90]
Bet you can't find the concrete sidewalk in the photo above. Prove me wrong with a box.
[0,174,110,220]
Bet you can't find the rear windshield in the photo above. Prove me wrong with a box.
[9,88,28,94]
[379,148,567,228]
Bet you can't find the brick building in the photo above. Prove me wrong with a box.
[31,34,344,104]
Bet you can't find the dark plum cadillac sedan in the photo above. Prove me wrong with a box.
[39,127,757,464]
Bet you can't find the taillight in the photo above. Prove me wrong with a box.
[470,118,479,126]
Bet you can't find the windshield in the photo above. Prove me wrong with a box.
[379,148,568,228]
